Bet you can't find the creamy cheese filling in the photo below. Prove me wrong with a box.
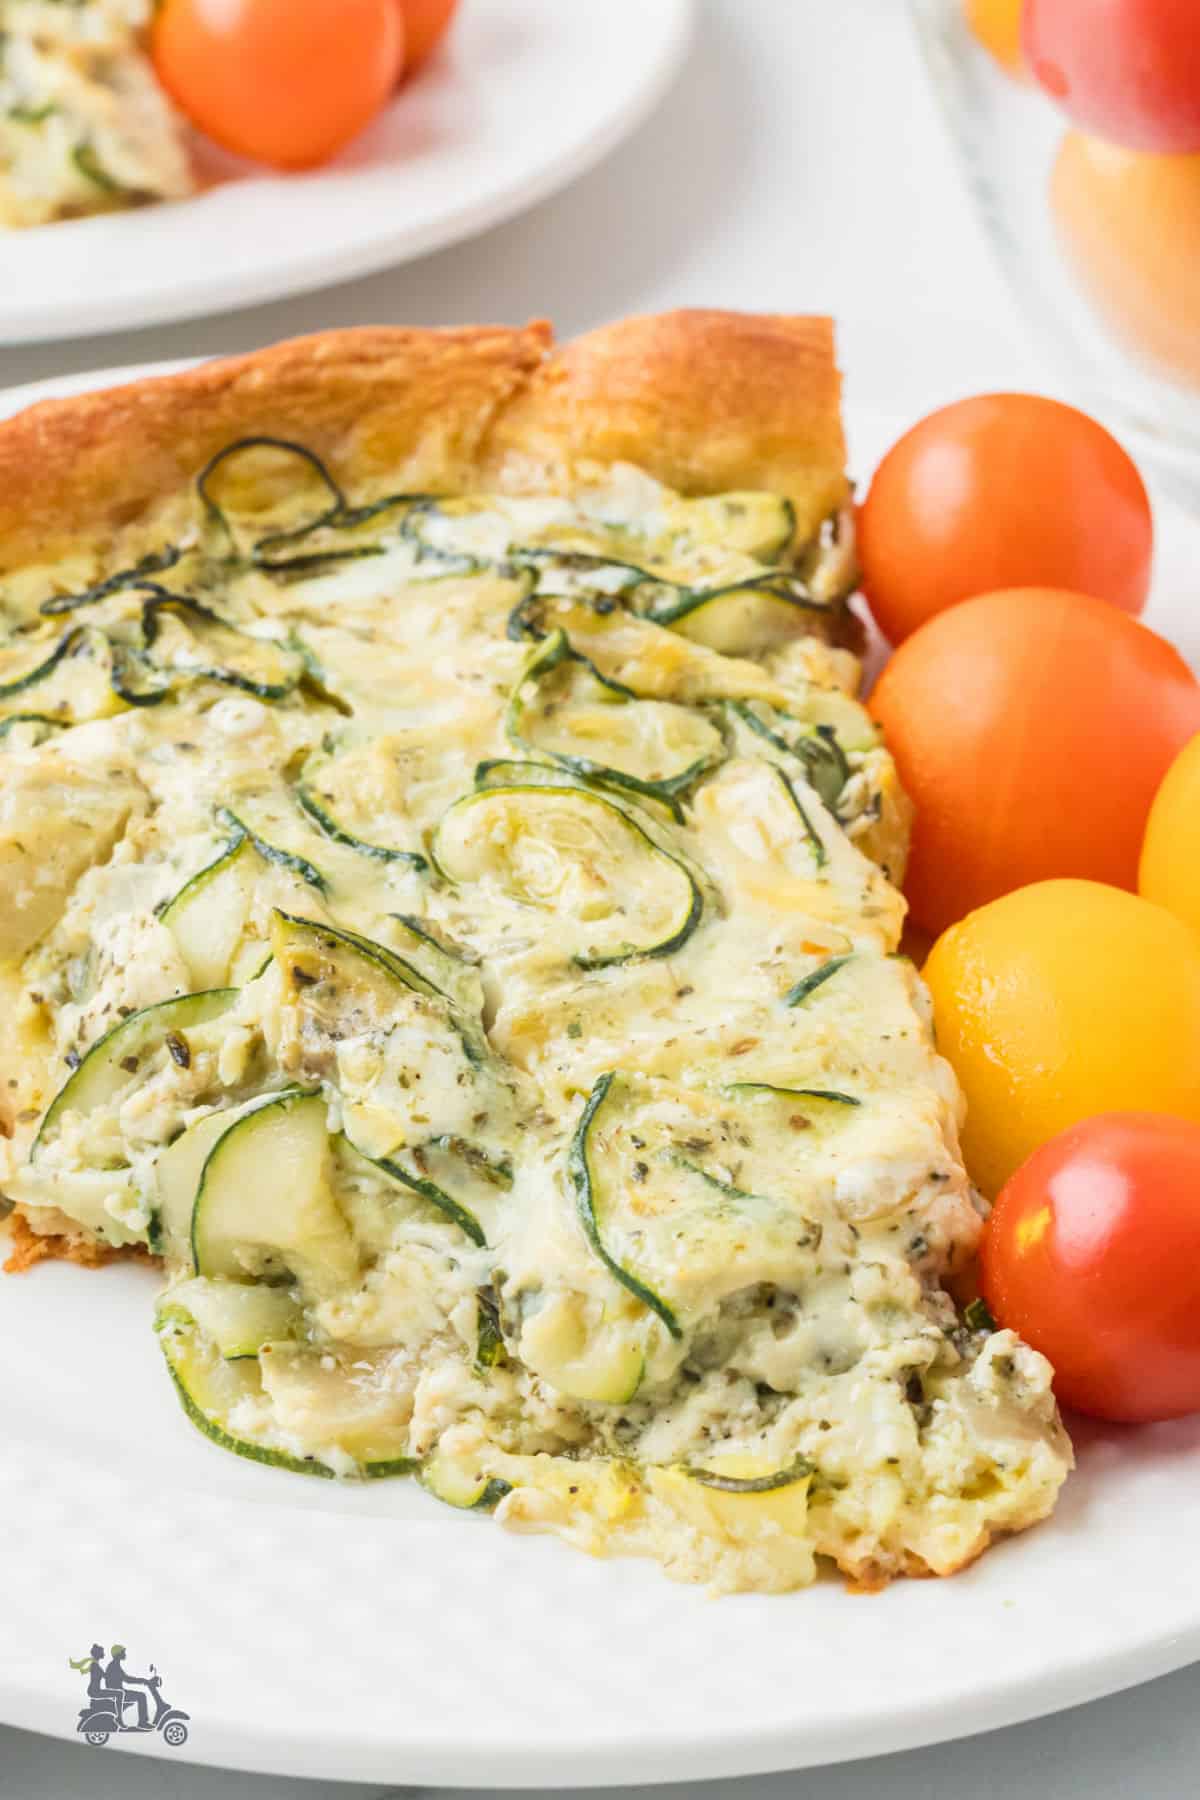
[0,448,1071,1591]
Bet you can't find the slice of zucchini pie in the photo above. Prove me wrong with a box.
[0,314,1071,1592]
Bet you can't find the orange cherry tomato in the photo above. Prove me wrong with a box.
[982,1112,1200,1422]
[152,0,403,172]
[965,0,1026,78]
[858,395,1152,645]
[869,587,1200,936]
[396,0,460,76]
[1052,131,1200,392]
[1024,0,1200,154]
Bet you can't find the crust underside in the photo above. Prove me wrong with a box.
[0,310,847,577]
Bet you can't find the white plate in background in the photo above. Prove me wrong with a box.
[0,352,1197,1788]
[0,0,691,344]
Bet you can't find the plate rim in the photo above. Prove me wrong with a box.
[0,0,693,344]
[1,353,1198,1788]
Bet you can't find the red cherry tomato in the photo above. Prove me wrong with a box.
[858,394,1152,645]
[982,1112,1200,1422]
[1024,0,1200,154]
[152,0,403,172]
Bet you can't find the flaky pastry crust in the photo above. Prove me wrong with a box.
[0,310,846,578]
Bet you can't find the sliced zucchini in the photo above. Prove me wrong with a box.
[271,909,447,1019]
[217,805,328,895]
[33,988,236,1156]
[725,700,851,813]
[421,1447,511,1511]
[516,1290,645,1404]
[433,779,703,970]
[570,1073,833,1334]
[0,626,127,723]
[685,1456,814,1494]
[140,592,304,699]
[505,629,725,820]
[0,713,64,748]
[634,571,832,656]
[386,913,484,1017]
[160,1275,302,1358]
[784,953,853,1008]
[475,1287,507,1371]
[156,1104,252,1264]
[157,1314,413,1478]
[661,491,796,562]
[296,743,427,869]
[340,1134,486,1247]
[39,545,183,617]
[197,436,347,561]
[191,1089,358,1297]
[160,832,290,990]
[725,1081,860,1108]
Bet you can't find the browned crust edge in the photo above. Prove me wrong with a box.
[3,1210,155,1273]
[0,310,847,576]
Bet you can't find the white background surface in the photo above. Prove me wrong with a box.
[0,1,1195,1795]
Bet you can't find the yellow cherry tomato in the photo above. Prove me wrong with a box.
[1052,131,1200,391]
[923,878,1200,1197]
[1140,732,1200,935]
[964,0,1026,77]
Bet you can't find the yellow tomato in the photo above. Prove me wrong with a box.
[1052,130,1200,391]
[1140,732,1200,934]
[964,0,1026,76]
[923,879,1200,1197]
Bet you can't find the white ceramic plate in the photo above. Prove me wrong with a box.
[0,0,690,344]
[1,358,1198,1789]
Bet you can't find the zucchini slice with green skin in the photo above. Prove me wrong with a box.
[157,1314,415,1479]
[270,909,487,1076]
[725,1081,860,1108]
[636,573,833,656]
[664,492,797,562]
[725,700,851,813]
[271,909,449,1012]
[570,1073,834,1335]
[685,1458,813,1494]
[0,713,64,748]
[475,1287,507,1371]
[197,436,347,561]
[770,765,827,869]
[433,779,703,970]
[341,1135,486,1247]
[139,592,304,700]
[40,545,183,617]
[295,749,428,870]
[505,629,725,821]
[0,626,129,722]
[569,1073,682,1339]
[217,807,328,893]
[387,913,485,1016]
[191,1088,358,1296]
[160,1275,302,1359]
[420,1448,511,1511]
[33,988,237,1156]
[784,954,853,1009]
[160,819,325,991]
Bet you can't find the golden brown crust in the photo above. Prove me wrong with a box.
[0,310,846,577]
[2,1210,154,1273]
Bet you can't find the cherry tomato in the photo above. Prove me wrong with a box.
[1024,0,1200,154]
[1053,132,1200,392]
[1140,732,1200,934]
[965,0,1026,78]
[869,588,1200,936]
[858,396,1152,644]
[397,0,459,76]
[924,879,1200,1198]
[152,0,403,172]
[982,1112,1200,1421]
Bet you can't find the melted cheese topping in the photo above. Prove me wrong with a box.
[0,446,1071,1592]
